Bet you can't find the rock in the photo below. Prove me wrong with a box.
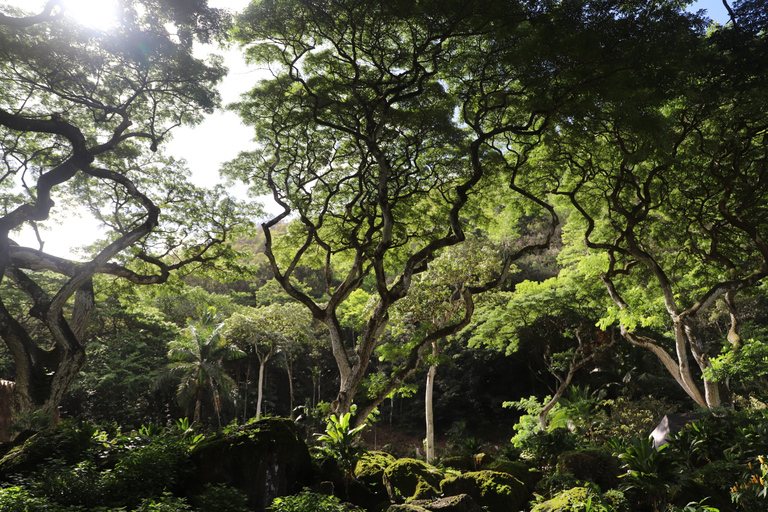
[410,493,484,512]
[383,458,444,502]
[440,470,529,512]
[355,451,397,489]
[187,418,313,512]
[0,421,91,480]
[555,449,620,490]
[440,454,474,472]
[484,460,534,488]
[650,413,703,448]
[387,504,431,512]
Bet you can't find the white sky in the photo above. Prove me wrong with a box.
[8,0,730,258]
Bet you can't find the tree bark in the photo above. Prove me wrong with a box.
[424,341,438,463]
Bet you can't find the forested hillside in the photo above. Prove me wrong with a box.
[1,0,767,511]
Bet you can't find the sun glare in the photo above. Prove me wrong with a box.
[61,0,119,30]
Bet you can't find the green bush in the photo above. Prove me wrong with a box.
[268,490,361,512]
[32,460,104,507]
[0,485,64,512]
[192,483,249,512]
[134,492,192,511]
[102,437,190,508]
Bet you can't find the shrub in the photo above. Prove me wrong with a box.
[134,492,192,511]
[32,460,104,507]
[268,490,362,512]
[0,485,64,512]
[192,483,249,512]
[102,436,190,508]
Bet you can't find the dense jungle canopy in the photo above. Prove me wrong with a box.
[0,0,767,446]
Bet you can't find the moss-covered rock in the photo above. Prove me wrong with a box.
[410,493,484,512]
[386,504,430,512]
[383,458,444,502]
[531,486,629,512]
[355,451,397,488]
[0,420,93,480]
[440,454,474,472]
[555,449,620,491]
[484,460,533,487]
[188,418,313,512]
[440,470,529,512]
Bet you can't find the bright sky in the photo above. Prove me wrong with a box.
[8,0,731,258]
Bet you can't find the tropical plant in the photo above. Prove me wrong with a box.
[159,306,244,426]
[616,436,683,510]
[269,489,360,512]
[315,412,368,477]
[731,455,768,507]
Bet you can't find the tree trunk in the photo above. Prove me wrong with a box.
[286,357,295,417]
[256,355,270,420]
[424,341,438,463]
[243,358,251,421]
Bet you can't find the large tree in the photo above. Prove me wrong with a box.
[0,0,254,430]
[224,0,573,420]
[536,0,768,409]
[224,0,702,421]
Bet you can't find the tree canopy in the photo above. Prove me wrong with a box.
[0,0,256,422]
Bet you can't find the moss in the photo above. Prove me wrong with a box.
[440,470,528,512]
[485,460,532,486]
[383,458,444,502]
[355,451,397,488]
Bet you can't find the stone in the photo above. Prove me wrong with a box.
[650,413,703,448]
[383,458,444,502]
[410,493,484,512]
[555,449,620,490]
[355,451,397,489]
[484,460,534,488]
[440,470,529,512]
[187,418,313,512]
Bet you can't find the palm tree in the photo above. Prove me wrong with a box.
[160,306,244,426]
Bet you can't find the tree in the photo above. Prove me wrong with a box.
[162,306,244,426]
[384,239,502,462]
[0,0,255,428]
[223,301,314,419]
[467,250,617,429]
[223,0,587,421]
[535,2,768,408]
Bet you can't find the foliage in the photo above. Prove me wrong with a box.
[314,412,367,475]
[160,306,245,425]
[731,456,768,507]
[615,436,682,510]
[191,483,249,512]
[0,0,254,423]
[0,485,63,512]
[134,492,193,512]
[269,490,360,512]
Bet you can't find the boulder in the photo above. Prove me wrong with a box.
[410,493,484,512]
[555,449,620,490]
[440,470,529,512]
[387,505,430,512]
[383,458,444,502]
[650,413,703,448]
[355,451,397,489]
[187,418,313,512]
[484,460,534,488]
